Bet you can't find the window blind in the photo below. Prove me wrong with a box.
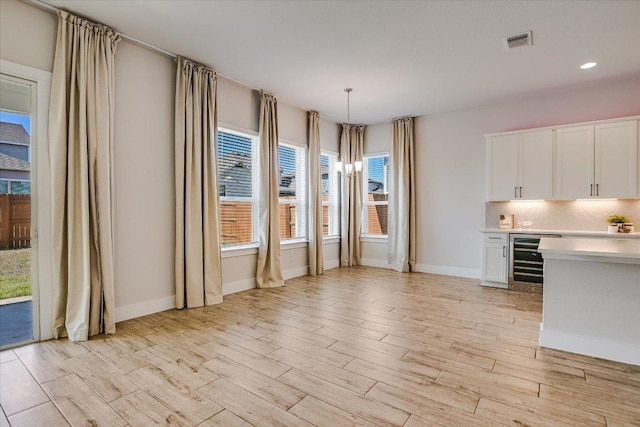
[278,142,307,240]
[321,153,339,237]
[217,129,259,246]
[364,155,389,235]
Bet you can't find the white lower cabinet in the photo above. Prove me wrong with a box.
[481,233,508,288]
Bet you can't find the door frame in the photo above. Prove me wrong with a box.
[1,59,53,343]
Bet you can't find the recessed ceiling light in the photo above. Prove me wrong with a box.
[580,62,598,69]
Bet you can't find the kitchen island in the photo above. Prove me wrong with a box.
[538,237,640,365]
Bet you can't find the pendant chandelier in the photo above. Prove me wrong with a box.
[335,88,362,176]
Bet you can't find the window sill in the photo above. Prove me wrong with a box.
[281,239,308,250]
[221,244,259,258]
[360,235,388,243]
[323,236,340,244]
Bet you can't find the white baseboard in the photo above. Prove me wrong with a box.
[223,278,256,295]
[115,295,175,323]
[414,264,481,279]
[480,281,508,289]
[540,327,640,366]
[360,258,392,269]
[359,259,481,279]
[324,259,340,271]
[115,267,311,323]
[284,266,309,280]
[113,262,480,324]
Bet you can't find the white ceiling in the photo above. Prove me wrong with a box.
[43,0,640,124]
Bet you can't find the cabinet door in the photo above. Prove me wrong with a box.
[519,130,553,199]
[594,121,638,198]
[554,126,594,199]
[482,242,507,283]
[487,134,519,200]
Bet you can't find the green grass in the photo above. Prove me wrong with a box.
[0,248,32,300]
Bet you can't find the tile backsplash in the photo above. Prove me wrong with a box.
[486,200,640,231]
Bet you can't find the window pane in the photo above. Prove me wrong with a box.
[0,180,7,194]
[366,201,388,235]
[279,143,306,240]
[220,201,254,246]
[322,205,329,237]
[367,156,388,195]
[217,129,257,246]
[10,181,30,194]
[321,155,329,236]
[365,155,389,236]
[278,145,296,198]
[321,153,339,237]
[279,203,297,239]
[218,131,253,197]
[321,155,329,197]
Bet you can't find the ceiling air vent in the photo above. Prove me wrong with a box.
[504,31,532,50]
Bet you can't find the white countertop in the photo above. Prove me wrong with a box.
[481,228,640,239]
[538,237,640,262]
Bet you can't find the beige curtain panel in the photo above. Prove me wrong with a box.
[340,124,364,267]
[49,10,119,341]
[174,57,223,309]
[388,117,416,272]
[308,111,324,276]
[256,92,284,288]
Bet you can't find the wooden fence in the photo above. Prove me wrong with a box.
[0,194,31,249]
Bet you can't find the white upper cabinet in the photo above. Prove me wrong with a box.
[486,130,552,201]
[594,121,637,198]
[555,125,594,199]
[519,130,553,200]
[555,120,637,199]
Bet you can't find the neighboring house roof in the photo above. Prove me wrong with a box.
[0,152,30,172]
[0,122,30,145]
[368,178,385,193]
[219,152,251,175]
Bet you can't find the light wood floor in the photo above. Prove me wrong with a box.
[2,266,639,427]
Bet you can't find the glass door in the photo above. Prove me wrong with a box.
[0,74,38,349]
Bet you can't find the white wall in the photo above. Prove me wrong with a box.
[0,0,342,324]
[112,41,176,317]
[414,74,640,277]
[0,1,56,72]
[364,122,391,155]
[358,74,640,277]
[320,118,341,154]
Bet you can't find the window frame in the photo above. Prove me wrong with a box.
[278,138,309,245]
[217,126,260,249]
[277,139,307,242]
[362,153,390,237]
[320,150,339,238]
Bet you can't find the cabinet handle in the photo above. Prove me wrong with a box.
[596,184,599,196]
[514,186,517,198]
[519,186,522,198]
[590,184,593,196]
[503,246,506,257]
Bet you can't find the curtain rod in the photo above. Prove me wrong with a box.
[27,0,413,126]
[29,0,177,59]
[29,0,322,116]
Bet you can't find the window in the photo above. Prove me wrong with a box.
[217,128,259,247]
[321,152,339,237]
[363,155,389,236]
[278,142,306,241]
[0,180,31,194]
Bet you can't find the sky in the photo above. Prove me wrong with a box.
[0,111,31,135]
